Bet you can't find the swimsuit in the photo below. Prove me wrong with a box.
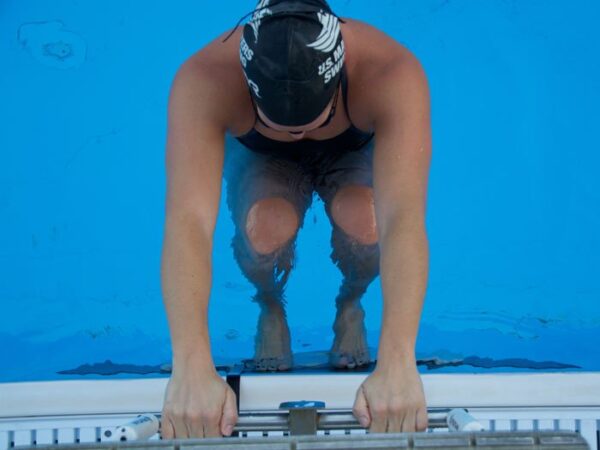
[235,65,374,156]
[224,64,376,234]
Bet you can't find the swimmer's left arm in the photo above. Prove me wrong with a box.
[352,52,432,433]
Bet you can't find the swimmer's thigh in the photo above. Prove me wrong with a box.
[315,138,375,213]
[225,147,313,239]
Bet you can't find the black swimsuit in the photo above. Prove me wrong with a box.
[235,66,374,155]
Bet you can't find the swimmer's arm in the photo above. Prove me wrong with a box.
[371,54,432,368]
[161,61,226,373]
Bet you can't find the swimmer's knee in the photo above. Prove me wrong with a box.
[330,185,378,245]
[245,197,299,255]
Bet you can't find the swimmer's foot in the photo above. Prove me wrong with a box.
[253,302,293,372]
[329,303,371,369]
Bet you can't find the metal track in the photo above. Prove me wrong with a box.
[15,430,590,449]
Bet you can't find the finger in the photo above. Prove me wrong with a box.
[202,419,221,438]
[221,388,239,436]
[369,408,387,434]
[401,410,416,432]
[171,414,189,439]
[387,409,404,433]
[352,385,371,428]
[202,409,223,438]
[186,415,204,439]
[416,408,429,432]
[160,414,175,440]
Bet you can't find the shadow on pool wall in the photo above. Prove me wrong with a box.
[0,0,599,382]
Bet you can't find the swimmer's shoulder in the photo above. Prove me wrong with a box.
[342,18,421,69]
[171,28,250,135]
[339,18,428,128]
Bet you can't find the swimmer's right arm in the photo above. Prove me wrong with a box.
[160,60,238,439]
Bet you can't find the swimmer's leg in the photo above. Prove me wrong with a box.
[315,143,380,369]
[327,191,380,369]
[226,150,312,371]
[232,224,296,372]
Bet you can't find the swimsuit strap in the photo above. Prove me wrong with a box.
[340,65,354,126]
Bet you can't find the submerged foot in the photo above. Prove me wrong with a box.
[253,307,293,372]
[329,305,371,369]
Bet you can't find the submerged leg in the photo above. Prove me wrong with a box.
[232,197,301,371]
[326,185,380,369]
[328,225,380,368]
[225,146,313,371]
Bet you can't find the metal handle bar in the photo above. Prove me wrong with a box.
[104,408,484,441]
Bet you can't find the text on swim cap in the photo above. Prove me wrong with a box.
[240,36,254,68]
[249,0,272,43]
[242,70,261,98]
[318,40,345,84]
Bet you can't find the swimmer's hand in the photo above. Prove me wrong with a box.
[352,363,428,433]
[161,363,238,439]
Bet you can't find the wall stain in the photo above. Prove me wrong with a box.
[57,360,168,376]
[43,41,73,61]
[17,21,86,70]
[57,353,580,376]
[84,325,121,340]
[65,128,121,168]
[225,329,240,340]
[50,225,59,242]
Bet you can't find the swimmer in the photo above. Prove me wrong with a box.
[160,0,431,440]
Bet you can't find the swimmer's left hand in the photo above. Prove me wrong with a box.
[352,363,428,433]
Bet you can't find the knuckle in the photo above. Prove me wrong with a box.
[388,404,403,415]
[200,411,220,423]
[169,407,184,419]
[184,410,202,422]
[371,405,388,417]
[408,400,421,409]
[389,399,404,410]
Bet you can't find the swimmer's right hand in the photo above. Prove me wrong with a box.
[160,364,238,439]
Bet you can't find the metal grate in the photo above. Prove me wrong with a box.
[1,409,599,450]
[9,431,591,449]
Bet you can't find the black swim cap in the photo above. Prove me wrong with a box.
[239,0,345,126]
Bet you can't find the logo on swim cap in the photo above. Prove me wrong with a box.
[247,78,261,98]
[249,0,272,43]
[242,70,262,98]
[307,11,340,53]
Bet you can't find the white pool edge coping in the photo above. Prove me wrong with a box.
[1,372,599,418]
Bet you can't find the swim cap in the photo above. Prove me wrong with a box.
[239,0,345,126]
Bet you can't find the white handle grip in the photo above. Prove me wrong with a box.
[104,414,160,442]
[447,408,485,432]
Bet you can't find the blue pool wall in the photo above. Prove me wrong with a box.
[1,0,599,382]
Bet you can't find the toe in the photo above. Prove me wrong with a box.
[356,351,371,366]
[268,358,279,371]
[254,359,267,371]
[330,352,354,369]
